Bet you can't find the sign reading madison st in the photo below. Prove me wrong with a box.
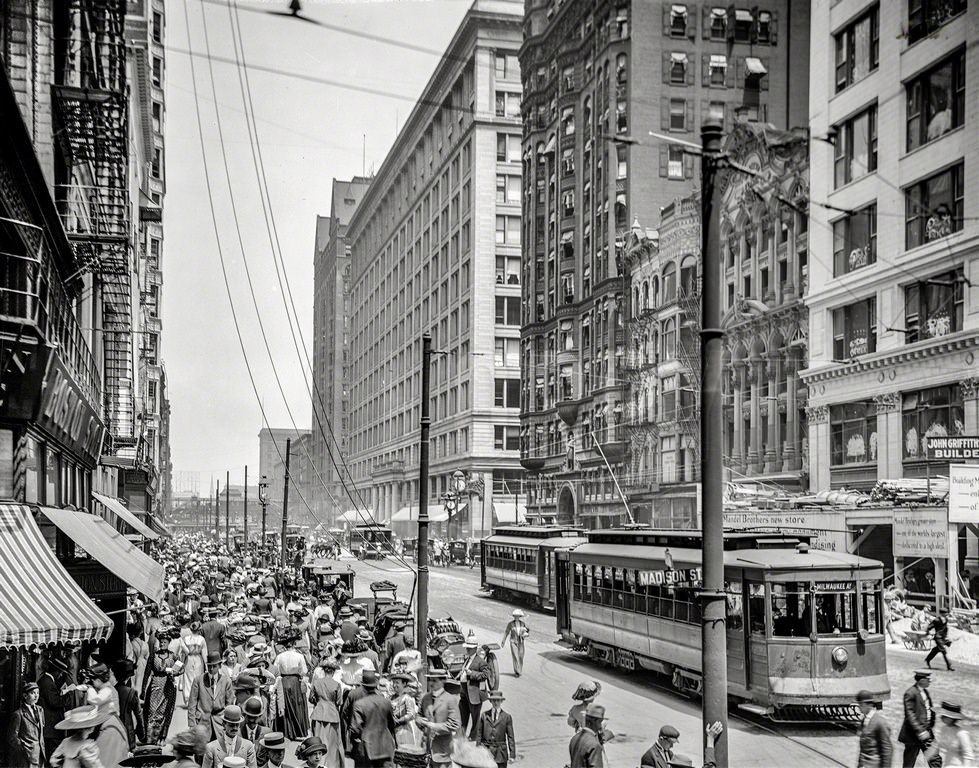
[37,355,105,464]
[927,436,979,461]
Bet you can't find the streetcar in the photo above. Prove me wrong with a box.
[350,523,393,560]
[555,528,888,721]
[480,525,587,610]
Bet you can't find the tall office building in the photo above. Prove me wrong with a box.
[346,0,526,536]
[518,0,810,526]
[802,0,975,577]
[311,178,370,523]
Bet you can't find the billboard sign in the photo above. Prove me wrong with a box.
[949,464,979,524]
[893,507,948,558]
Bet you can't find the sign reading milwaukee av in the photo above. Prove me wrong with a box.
[37,355,105,465]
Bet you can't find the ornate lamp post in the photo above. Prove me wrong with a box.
[258,474,270,566]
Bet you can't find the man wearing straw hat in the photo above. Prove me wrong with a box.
[203,705,257,768]
[855,690,893,768]
[500,610,529,678]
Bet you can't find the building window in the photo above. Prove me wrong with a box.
[495,92,520,118]
[662,318,676,360]
[152,101,162,132]
[494,426,520,450]
[151,148,162,179]
[902,385,963,460]
[494,52,507,79]
[906,49,965,151]
[833,105,877,188]
[908,0,967,45]
[732,8,753,41]
[495,296,521,325]
[755,10,773,43]
[152,11,163,43]
[904,267,964,343]
[832,297,876,359]
[496,175,520,204]
[708,54,727,86]
[905,163,964,249]
[670,52,688,84]
[833,204,877,276]
[661,436,677,482]
[494,337,520,367]
[496,255,520,285]
[669,99,686,130]
[834,5,879,92]
[830,402,877,466]
[495,215,521,244]
[152,56,163,86]
[709,7,727,39]
[668,4,689,36]
[495,379,520,407]
[496,134,520,163]
[667,146,684,179]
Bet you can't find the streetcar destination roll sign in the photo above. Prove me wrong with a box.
[926,436,979,460]
[638,567,702,586]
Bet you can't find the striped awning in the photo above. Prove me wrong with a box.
[0,503,113,649]
[92,492,159,540]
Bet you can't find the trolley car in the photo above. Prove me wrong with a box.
[350,524,393,560]
[480,526,586,609]
[555,529,888,721]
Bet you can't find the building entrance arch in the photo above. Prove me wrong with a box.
[557,483,576,526]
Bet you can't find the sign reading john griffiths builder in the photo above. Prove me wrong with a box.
[926,436,979,461]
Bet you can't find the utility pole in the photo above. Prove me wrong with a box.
[259,475,269,566]
[280,438,292,570]
[215,479,220,537]
[699,118,728,767]
[225,470,230,551]
[416,333,432,678]
[243,465,249,556]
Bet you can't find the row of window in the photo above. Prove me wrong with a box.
[664,4,775,44]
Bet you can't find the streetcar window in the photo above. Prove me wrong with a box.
[726,580,744,631]
[862,581,881,634]
[816,586,857,635]
[771,582,812,637]
[747,582,766,634]
[573,563,583,600]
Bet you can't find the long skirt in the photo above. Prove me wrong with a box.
[95,714,130,768]
[509,641,525,676]
[277,674,309,741]
[312,721,344,768]
[142,675,176,744]
[180,653,204,699]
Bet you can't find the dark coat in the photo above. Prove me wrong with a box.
[5,704,44,768]
[116,682,145,750]
[419,689,461,764]
[898,684,935,746]
[857,712,893,768]
[640,742,672,768]
[569,727,603,768]
[187,671,235,732]
[36,673,65,744]
[240,723,270,768]
[460,654,490,703]
[349,691,397,762]
[381,633,406,672]
[476,708,516,764]
[201,620,228,657]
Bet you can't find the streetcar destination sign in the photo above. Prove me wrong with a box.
[638,567,703,586]
[926,436,979,461]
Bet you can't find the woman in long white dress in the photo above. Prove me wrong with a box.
[81,663,129,768]
[178,621,207,704]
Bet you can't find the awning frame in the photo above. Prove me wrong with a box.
[92,491,159,540]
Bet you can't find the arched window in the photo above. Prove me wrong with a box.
[652,276,660,306]
[662,318,676,360]
[642,281,649,310]
[662,262,677,302]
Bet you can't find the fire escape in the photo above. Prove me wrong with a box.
[53,0,134,453]
[624,307,659,493]
[675,275,701,476]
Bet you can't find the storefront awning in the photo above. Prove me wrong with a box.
[492,502,527,524]
[92,492,159,540]
[745,57,768,75]
[147,515,172,538]
[0,504,113,648]
[39,507,165,604]
[391,505,451,523]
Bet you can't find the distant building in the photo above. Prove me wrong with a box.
[258,427,309,495]
[517,0,810,526]
[270,432,317,528]
[345,0,526,535]
[311,178,371,524]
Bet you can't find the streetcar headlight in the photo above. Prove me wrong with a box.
[832,646,849,665]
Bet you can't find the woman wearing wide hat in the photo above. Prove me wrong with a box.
[272,629,310,741]
[295,736,328,768]
[48,705,111,768]
[388,673,420,749]
[81,662,129,768]
[142,630,181,744]
[937,702,975,766]
[567,681,602,732]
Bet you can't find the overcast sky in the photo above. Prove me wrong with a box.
[164,0,469,491]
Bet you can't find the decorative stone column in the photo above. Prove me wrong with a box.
[730,364,744,469]
[764,353,780,473]
[783,353,799,471]
[805,404,830,493]
[873,392,902,481]
[962,377,979,434]
[748,358,763,473]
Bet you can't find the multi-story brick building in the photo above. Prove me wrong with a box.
[346,0,526,536]
[803,0,976,593]
[518,0,809,525]
[311,178,370,523]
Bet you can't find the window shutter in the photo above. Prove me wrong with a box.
[725,59,734,88]
[662,5,671,35]
[702,55,710,86]
[686,59,694,85]
[702,99,711,125]
[687,12,697,40]
[750,6,759,42]
[736,57,745,83]
[684,154,694,179]
[662,52,671,84]
[762,59,770,90]
[703,5,711,39]
[685,101,694,131]
[659,145,669,177]
[770,10,778,44]
[661,97,670,131]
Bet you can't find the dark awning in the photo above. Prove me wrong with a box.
[92,491,159,540]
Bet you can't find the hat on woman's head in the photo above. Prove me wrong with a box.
[55,705,111,731]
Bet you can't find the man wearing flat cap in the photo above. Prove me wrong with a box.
[899,670,939,767]
[641,724,680,768]
[189,651,235,741]
[5,682,45,768]
[855,690,892,768]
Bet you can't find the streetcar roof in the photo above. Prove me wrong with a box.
[490,525,584,539]
[485,534,587,548]
[570,543,881,571]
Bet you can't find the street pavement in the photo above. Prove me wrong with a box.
[163,557,979,767]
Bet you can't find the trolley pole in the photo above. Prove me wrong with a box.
[280,439,292,570]
[225,470,230,551]
[244,465,249,555]
[700,118,728,767]
[416,333,433,680]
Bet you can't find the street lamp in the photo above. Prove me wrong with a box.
[258,475,270,565]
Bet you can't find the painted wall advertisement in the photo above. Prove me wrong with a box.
[893,508,948,559]
[949,464,979,524]
[722,509,847,552]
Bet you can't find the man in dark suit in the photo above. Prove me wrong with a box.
[112,659,145,751]
[201,609,229,658]
[37,658,68,759]
[640,724,680,768]
[348,671,396,768]
[855,689,893,768]
[381,622,407,673]
[924,608,953,671]
[458,636,491,740]
[5,683,44,768]
[239,697,271,768]
[898,670,939,768]
[188,651,235,741]
[476,690,516,768]
[569,703,605,768]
